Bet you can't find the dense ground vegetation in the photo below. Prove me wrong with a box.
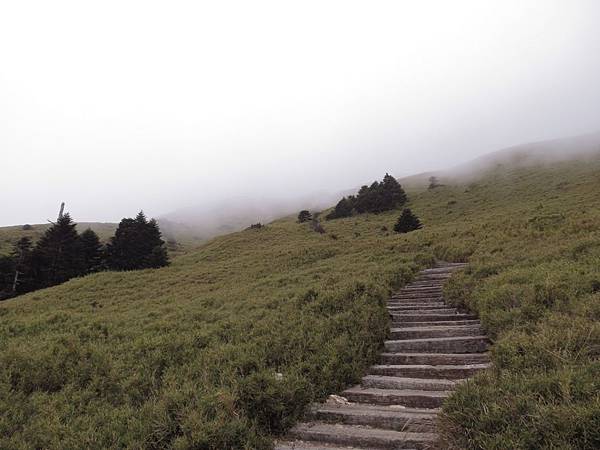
[1,155,599,448]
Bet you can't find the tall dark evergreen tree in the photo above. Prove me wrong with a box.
[32,213,84,287]
[381,173,407,209]
[11,237,34,294]
[0,255,16,299]
[80,228,103,274]
[326,197,354,220]
[106,212,169,270]
[393,208,423,233]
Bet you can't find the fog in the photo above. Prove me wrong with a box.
[2,1,600,227]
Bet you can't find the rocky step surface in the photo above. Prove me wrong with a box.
[276,262,491,450]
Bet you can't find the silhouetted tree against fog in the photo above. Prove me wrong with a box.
[80,228,103,273]
[32,214,84,288]
[326,197,354,220]
[298,210,312,223]
[106,211,169,270]
[327,173,408,219]
[11,237,34,294]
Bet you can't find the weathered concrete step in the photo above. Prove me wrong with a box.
[390,313,478,322]
[398,286,443,291]
[388,307,457,315]
[311,403,437,432]
[390,293,444,298]
[384,336,490,353]
[401,284,444,290]
[342,386,450,408]
[275,440,365,450]
[390,325,482,340]
[392,319,481,328]
[415,274,452,280]
[388,299,445,306]
[362,374,458,391]
[369,364,490,380]
[380,352,490,366]
[287,423,437,449]
[387,303,447,309]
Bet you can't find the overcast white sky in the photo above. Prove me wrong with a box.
[1,1,600,226]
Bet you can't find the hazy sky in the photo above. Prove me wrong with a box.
[2,1,600,226]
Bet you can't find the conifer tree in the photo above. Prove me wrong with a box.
[11,237,33,293]
[106,212,168,270]
[33,213,84,287]
[394,208,423,233]
[0,255,16,299]
[382,173,407,209]
[80,228,103,273]
[326,197,354,220]
[297,210,312,223]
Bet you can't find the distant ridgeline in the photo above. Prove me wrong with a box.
[326,173,408,219]
[0,211,169,300]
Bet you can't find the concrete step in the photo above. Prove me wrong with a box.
[387,302,446,308]
[390,313,478,322]
[401,285,444,290]
[275,440,366,450]
[369,364,490,380]
[389,325,482,340]
[384,336,490,353]
[398,287,443,292]
[362,375,458,391]
[288,422,437,449]
[310,403,438,432]
[380,352,490,366]
[387,307,457,314]
[342,386,450,408]
[393,320,480,328]
[391,293,444,299]
[388,299,445,305]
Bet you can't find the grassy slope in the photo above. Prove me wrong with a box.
[1,156,599,449]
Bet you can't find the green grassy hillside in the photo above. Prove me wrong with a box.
[1,155,599,449]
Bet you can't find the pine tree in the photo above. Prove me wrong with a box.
[394,208,423,233]
[326,197,354,220]
[11,237,33,293]
[428,176,440,189]
[33,213,84,287]
[297,210,312,223]
[0,255,16,299]
[381,173,407,209]
[145,219,169,268]
[106,212,169,270]
[80,229,103,273]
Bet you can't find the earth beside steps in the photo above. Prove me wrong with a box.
[276,262,491,450]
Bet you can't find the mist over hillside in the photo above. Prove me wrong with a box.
[400,131,600,188]
[162,132,600,238]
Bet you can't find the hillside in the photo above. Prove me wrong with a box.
[1,153,599,449]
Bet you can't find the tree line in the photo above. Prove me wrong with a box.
[0,211,168,300]
[326,173,408,219]
[305,173,423,234]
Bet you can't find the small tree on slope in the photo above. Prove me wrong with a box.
[297,210,312,223]
[394,208,423,233]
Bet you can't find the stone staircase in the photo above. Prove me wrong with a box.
[276,263,490,450]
